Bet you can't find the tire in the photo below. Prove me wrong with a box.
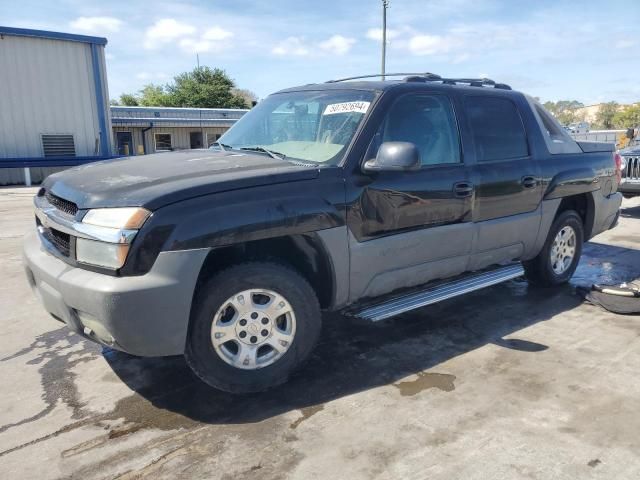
[523,210,584,287]
[185,262,321,393]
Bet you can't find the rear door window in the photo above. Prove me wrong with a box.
[464,96,529,162]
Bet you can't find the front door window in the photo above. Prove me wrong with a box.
[378,94,461,166]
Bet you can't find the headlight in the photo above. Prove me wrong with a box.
[82,207,150,229]
[76,238,130,269]
[76,207,151,269]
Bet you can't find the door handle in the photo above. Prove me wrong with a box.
[521,176,537,189]
[453,182,474,198]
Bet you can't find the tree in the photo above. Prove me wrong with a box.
[594,102,619,129]
[118,67,249,108]
[612,104,640,129]
[542,100,584,125]
[137,84,173,107]
[232,88,258,107]
[167,67,248,108]
[118,93,139,106]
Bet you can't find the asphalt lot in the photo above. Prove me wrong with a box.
[1,187,639,479]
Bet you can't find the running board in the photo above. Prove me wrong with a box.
[353,264,525,322]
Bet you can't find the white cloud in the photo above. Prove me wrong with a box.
[272,37,310,56]
[70,16,122,33]
[452,53,470,63]
[203,26,233,41]
[135,72,169,81]
[272,35,355,57]
[408,34,457,55]
[179,38,213,53]
[365,28,401,41]
[144,19,196,49]
[615,39,636,49]
[319,35,355,55]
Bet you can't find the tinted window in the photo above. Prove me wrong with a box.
[528,99,582,154]
[465,96,528,161]
[380,94,460,165]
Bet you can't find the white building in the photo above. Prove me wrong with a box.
[111,106,247,156]
[0,26,247,186]
[0,26,112,185]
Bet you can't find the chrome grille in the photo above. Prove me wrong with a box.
[44,191,78,216]
[36,217,71,257]
[623,156,640,180]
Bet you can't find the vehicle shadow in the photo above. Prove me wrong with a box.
[620,203,640,219]
[103,241,640,427]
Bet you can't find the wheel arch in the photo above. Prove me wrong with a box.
[555,192,595,239]
[192,232,340,313]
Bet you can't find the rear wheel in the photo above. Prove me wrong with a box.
[185,262,321,393]
[523,210,584,287]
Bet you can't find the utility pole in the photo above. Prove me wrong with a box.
[381,0,389,80]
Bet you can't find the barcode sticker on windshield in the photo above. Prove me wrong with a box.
[323,101,371,115]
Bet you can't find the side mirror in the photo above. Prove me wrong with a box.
[363,142,421,172]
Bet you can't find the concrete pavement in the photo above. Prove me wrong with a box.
[1,187,640,479]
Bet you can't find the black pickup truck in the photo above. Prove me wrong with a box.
[24,73,622,393]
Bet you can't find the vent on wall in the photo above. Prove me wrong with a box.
[41,134,76,157]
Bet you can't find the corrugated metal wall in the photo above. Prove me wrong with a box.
[0,166,68,185]
[0,35,102,158]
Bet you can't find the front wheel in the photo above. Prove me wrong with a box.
[523,210,584,287]
[185,262,321,393]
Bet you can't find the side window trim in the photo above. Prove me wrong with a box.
[463,94,531,163]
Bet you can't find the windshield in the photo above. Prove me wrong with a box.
[215,90,376,165]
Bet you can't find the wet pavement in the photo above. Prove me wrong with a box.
[1,188,640,479]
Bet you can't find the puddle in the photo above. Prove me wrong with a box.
[394,372,456,396]
[289,404,324,430]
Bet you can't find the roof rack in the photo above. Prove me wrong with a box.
[326,72,442,83]
[325,73,511,90]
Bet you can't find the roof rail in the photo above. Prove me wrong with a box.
[325,72,442,83]
[325,72,511,90]
[404,76,512,90]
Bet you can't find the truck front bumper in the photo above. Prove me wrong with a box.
[618,181,640,197]
[23,230,209,357]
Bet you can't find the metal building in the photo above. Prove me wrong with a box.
[111,106,247,155]
[0,26,112,185]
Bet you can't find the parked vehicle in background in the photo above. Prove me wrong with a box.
[567,122,590,134]
[23,73,622,393]
[619,128,640,197]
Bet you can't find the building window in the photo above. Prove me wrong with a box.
[41,134,76,157]
[154,133,172,151]
[207,133,222,147]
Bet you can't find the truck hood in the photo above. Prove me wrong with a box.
[43,150,320,210]
[620,145,640,156]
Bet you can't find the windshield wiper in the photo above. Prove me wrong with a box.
[210,142,232,151]
[239,146,286,160]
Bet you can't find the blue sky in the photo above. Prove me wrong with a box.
[2,0,639,105]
